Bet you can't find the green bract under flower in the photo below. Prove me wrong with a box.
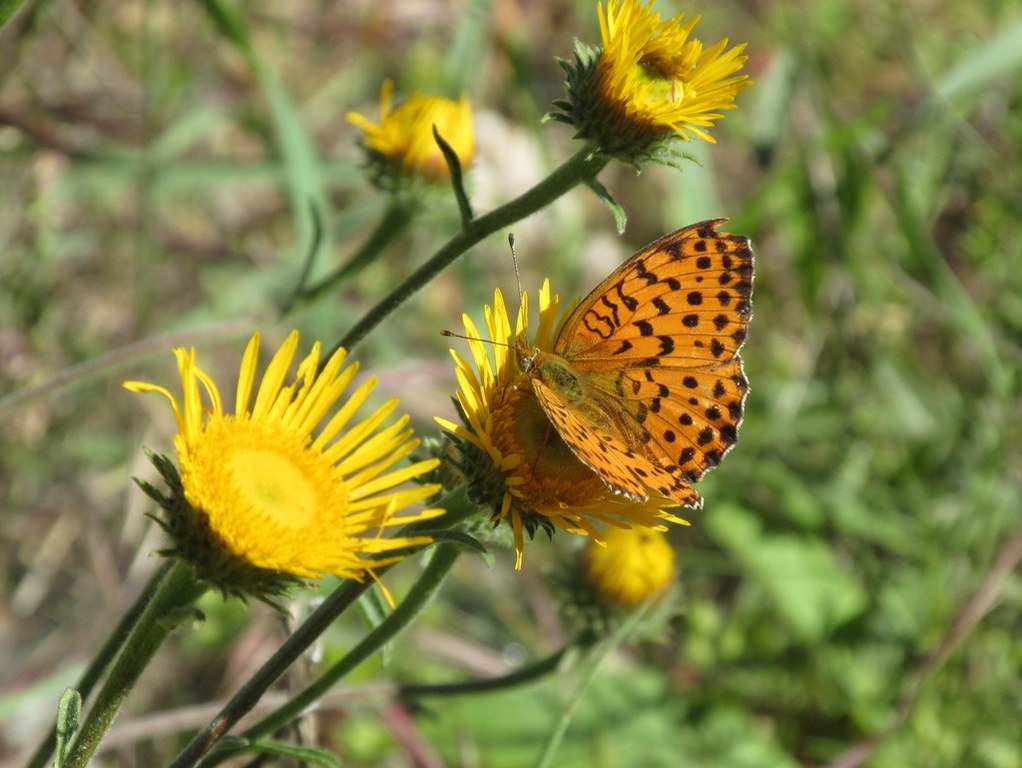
[125,331,443,602]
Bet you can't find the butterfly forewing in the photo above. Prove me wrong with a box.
[532,219,753,506]
[557,219,753,368]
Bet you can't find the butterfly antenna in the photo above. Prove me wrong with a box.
[509,233,525,304]
[440,330,512,349]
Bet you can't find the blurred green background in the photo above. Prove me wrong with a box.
[1,0,1020,765]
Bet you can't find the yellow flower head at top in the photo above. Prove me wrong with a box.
[583,526,676,606]
[347,80,475,187]
[552,0,751,157]
[125,331,443,601]
[437,282,687,570]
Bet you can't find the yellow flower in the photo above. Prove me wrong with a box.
[125,331,443,598]
[347,80,474,185]
[553,0,750,156]
[437,283,687,570]
[583,526,676,606]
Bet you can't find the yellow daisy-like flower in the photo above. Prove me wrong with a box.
[553,0,750,156]
[125,331,443,598]
[437,282,687,570]
[583,526,676,606]
[347,80,474,186]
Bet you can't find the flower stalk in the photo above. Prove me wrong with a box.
[398,642,580,699]
[170,486,474,768]
[284,201,415,314]
[25,562,173,768]
[169,574,374,768]
[200,539,465,767]
[336,143,609,353]
[62,560,208,768]
[533,603,651,768]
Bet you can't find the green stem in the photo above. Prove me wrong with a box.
[200,543,464,767]
[532,605,650,768]
[284,201,415,314]
[335,144,608,354]
[169,574,373,768]
[25,562,174,768]
[62,560,207,768]
[398,643,575,699]
[169,487,475,768]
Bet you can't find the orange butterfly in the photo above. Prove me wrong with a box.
[516,219,753,507]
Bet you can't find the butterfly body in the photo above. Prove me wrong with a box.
[517,345,616,429]
[516,219,753,507]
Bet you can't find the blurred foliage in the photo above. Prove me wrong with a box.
[1,0,1020,766]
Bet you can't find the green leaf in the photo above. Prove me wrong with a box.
[197,0,251,49]
[198,0,331,284]
[932,18,1022,104]
[419,528,489,554]
[355,584,392,664]
[434,125,474,228]
[706,504,869,641]
[585,177,628,233]
[53,688,82,768]
[0,0,32,32]
[246,738,346,766]
[748,48,798,155]
[255,64,331,277]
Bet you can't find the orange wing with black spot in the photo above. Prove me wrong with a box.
[528,219,753,505]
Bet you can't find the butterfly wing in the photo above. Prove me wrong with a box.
[547,219,753,504]
[529,375,704,505]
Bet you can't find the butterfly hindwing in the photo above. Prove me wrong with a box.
[530,377,702,505]
[590,358,749,484]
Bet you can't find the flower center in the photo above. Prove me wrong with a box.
[228,447,317,530]
[491,385,609,510]
[176,414,364,577]
[637,58,687,105]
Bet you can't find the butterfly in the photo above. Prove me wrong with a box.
[516,218,753,507]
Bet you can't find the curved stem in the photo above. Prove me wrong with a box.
[335,144,607,354]
[169,486,474,768]
[533,605,650,768]
[283,201,415,314]
[25,562,174,768]
[398,643,575,699]
[62,560,207,768]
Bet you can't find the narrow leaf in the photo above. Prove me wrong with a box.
[0,0,31,32]
[585,177,627,233]
[434,125,474,228]
[246,738,346,767]
[53,688,82,768]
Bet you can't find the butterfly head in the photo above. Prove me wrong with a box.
[514,336,539,375]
